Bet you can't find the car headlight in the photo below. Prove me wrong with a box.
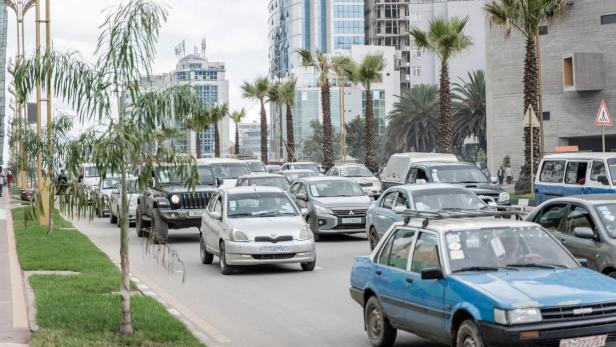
[314,205,334,215]
[170,194,181,205]
[298,225,313,241]
[494,308,542,325]
[230,229,250,242]
[499,192,510,202]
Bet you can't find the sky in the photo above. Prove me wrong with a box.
[3,0,270,162]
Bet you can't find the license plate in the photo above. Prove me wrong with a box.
[342,217,362,224]
[260,245,288,253]
[560,335,607,347]
[188,211,203,217]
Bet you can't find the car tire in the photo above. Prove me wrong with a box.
[110,207,118,224]
[152,210,168,244]
[219,241,235,275]
[200,234,213,265]
[369,227,380,251]
[307,216,320,241]
[135,209,146,238]
[364,296,396,347]
[301,259,316,271]
[456,320,484,347]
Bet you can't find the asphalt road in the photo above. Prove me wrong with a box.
[71,216,441,347]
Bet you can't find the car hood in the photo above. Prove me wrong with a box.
[312,196,372,209]
[453,268,616,308]
[230,216,306,238]
[347,177,378,184]
[454,182,503,195]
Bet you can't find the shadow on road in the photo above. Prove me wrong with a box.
[316,233,368,243]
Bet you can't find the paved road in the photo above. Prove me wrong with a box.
[71,216,441,347]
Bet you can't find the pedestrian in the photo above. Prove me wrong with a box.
[506,165,513,185]
[0,166,5,197]
[497,166,505,185]
[57,170,68,195]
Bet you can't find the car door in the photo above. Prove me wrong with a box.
[406,231,448,339]
[374,191,398,236]
[563,160,589,196]
[533,202,568,240]
[562,204,601,270]
[204,193,224,253]
[584,160,612,194]
[372,227,417,328]
[292,182,309,209]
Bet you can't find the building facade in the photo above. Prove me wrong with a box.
[0,3,6,164]
[237,121,262,156]
[486,0,616,177]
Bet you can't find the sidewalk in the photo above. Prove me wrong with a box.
[0,188,31,346]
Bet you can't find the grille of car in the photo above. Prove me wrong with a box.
[252,253,296,260]
[359,182,373,187]
[333,209,367,217]
[333,224,364,230]
[540,301,616,323]
[177,192,211,210]
[254,236,293,243]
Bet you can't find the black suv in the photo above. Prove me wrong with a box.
[136,164,221,242]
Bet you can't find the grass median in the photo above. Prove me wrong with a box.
[12,208,204,347]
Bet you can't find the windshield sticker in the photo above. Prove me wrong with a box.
[450,250,465,260]
[415,202,427,211]
[447,234,460,243]
[490,237,506,257]
[598,206,616,222]
[448,242,461,250]
[431,169,440,182]
[310,185,319,196]
[229,201,237,211]
[465,237,480,248]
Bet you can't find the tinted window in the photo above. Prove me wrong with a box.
[412,188,486,211]
[565,205,595,234]
[539,160,566,183]
[387,229,416,270]
[590,160,609,186]
[535,204,567,231]
[159,165,215,185]
[380,191,397,209]
[246,161,266,172]
[211,163,250,179]
[565,161,588,185]
[394,192,407,209]
[378,232,395,265]
[431,165,488,184]
[411,232,441,273]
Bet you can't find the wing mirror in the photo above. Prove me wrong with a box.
[296,192,307,201]
[392,205,406,214]
[421,268,444,280]
[300,208,310,216]
[209,211,222,220]
[577,258,589,267]
[111,189,119,194]
[574,227,596,240]
[216,178,224,187]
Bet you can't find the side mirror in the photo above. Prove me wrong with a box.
[209,211,222,220]
[421,268,444,280]
[598,175,609,185]
[488,201,498,208]
[111,189,119,194]
[296,192,307,201]
[300,208,310,216]
[216,178,224,187]
[577,258,589,267]
[574,227,596,240]
[491,177,498,184]
[392,205,406,214]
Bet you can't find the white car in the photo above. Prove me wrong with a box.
[198,158,251,188]
[199,186,316,275]
[326,163,382,197]
[93,176,119,217]
[109,178,139,225]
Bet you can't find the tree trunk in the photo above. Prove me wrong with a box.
[515,36,541,194]
[214,121,220,157]
[364,87,378,173]
[438,63,454,153]
[321,81,334,171]
[235,122,240,155]
[285,102,295,162]
[260,99,268,164]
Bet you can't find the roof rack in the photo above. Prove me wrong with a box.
[401,209,525,228]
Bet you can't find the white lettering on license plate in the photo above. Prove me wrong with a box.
[559,335,607,347]
[260,245,288,253]
[342,217,362,224]
[189,211,203,217]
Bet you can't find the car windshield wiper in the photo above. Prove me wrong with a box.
[254,212,283,217]
[228,213,254,218]
[452,266,518,273]
[506,263,567,269]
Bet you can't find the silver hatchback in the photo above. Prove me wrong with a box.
[199,186,316,274]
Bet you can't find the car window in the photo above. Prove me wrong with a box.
[416,168,429,182]
[534,204,567,231]
[595,204,616,238]
[378,232,395,265]
[213,197,222,215]
[412,188,486,211]
[207,193,219,211]
[565,161,588,185]
[387,229,416,270]
[565,205,595,234]
[394,192,407,209]
[589,160,609,186]
[539,160,566,183]
[237,179,245,186]
[380,191,397,209]
[411,232,441,273]
[297,183,306,195]
[406,168,417,183]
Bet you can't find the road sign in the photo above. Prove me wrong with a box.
[523,105,539,128]
[595,100,612,126]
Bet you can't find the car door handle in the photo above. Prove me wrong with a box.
[375,270,382,276]
[405,277,414,284]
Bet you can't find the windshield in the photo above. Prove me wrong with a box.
[309,180,364,197]
[595,204,616,238]
[432,165,488,184]
[84,167,99,178]
[607,159,616,184]
[284,171,316,182]
[227,192,298,218]
[248,177,290,190]
[267,166,281,174]
[289,163,319,173]
[413,188,486,211]
[101,178,119,189]
[446,227,578,273]
[340,166,373,177]
[211,163,250,179]
[158,165,215,186]
[246,161,266,172]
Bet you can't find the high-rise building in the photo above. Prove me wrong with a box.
[237,121,261,156]
[0,2,7,165]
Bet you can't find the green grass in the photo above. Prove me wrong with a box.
[12,208,204,347]
[10,186,21,196]
[509,193,535,200]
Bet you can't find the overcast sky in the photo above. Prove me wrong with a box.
[3,0,269,162]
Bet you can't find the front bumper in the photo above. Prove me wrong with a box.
[158,209,205,228]
[225,240,316,266]
[314,212,366,234]
[479,317,616,346]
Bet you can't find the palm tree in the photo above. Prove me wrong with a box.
[484,0,569,192]
[241,77,270,163]
[210,103,229,157]
[331,55,352,161]
[297,49,335,171]
[452,70,486,149]
[346,54,386,173]
[279,77,297,162]
[384,84,440,154]
[229,109,246,155]
[408,16,472,154]
[267,82,283,161]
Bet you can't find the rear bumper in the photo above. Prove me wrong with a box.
[225,240,316,266]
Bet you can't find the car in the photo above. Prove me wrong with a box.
[79,163,102,189]
[527,194,616,277]
[326,163,382,197]
[288,177,372,240]
[199,186,316,274]
[109,177,139,225]
[350,210,616,347]
[280,169,318,183]
[281,161,320,174]
[199,158,251,188]
[93,176,119,217]
[243,159,267,173]
[366,184,488,249]
[380,152,458,190]
[136,164,221,242]
[266,164,282,174]
[236,173,290,190]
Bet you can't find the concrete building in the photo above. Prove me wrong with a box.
[486,0,616,176]
[0,3,6,164]
[237,121,261,156]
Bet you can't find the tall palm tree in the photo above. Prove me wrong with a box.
[484,0,569,192]
[241,77,270,163]
[409,16,472,154]
[346,54,386,173]
[384,84,440,154]
[297,49,335,171]
[229,109,246,155]
[279,77,297,162]
[332,55,352,161]
[452,70,486,149]
[210,103,229,157]
[267,81,283,161]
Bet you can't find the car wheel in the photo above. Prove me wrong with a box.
[219,241,235,275]
[369,227,380,251]
[456,320,484,347]
[307,216,320,241]
[200,234,213,265]
[151,210,168,244]
[110,207,118,224]
[364,296,396,347]
[301,259,316,271]
[135,209,146,237]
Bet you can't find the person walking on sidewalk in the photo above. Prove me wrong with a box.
[7,169,13,189]
[505,165,513,185]
[497,166,505,185]
[0,166,5,197]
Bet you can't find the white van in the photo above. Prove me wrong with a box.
[380,152,458,190]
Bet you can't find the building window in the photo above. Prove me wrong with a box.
[411,66,422,77]
[539,25,548,35]
[563,57,574,88]
[601,14,616,25]
[333,5,363,18]
[543,111,551,121]
[411,48,422,59]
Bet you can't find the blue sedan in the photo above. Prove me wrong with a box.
[366,184,487,250]
[350,213,616,347]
